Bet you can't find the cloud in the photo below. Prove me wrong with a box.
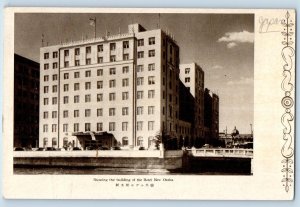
[227,77,253,86]
[211,65,223,70]
[218,30,254,49]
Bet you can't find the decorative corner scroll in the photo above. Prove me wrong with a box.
[280,11,295,193]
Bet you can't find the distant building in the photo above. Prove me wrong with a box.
[14,54,40,148]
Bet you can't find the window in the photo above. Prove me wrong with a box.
[64,73,69,79]
[97,93,103,102]
[122,137,129,146]
[43,124,48,132]
[148,76,155,85]
[97,81,103,89]
[74,110,79,117]
[109,108,115,116]
[185,77,190,83]
[137,65,144,72]
[148,90,155,98]
[86,58,91,65]
[122,78,129,87]
[74,95,79,103]
[148,63,155,71]
[185,68,190,74]
[97,123,103,131]
[148,106,155,114]
[73,59,79,66]
[123,66,129,73]
[122,122,128,131]
[137,137,143,146]
[63,137,68,147]
[44,53,49,59]
[53,62,58,69]
[74,83,80,91]
[97,44,103,52]
[52,111,57,118]
[97,69,103,76]
[98,57,103,63]
[85,109,91,117]
[74,72,80,78]
[109,93,116,101]
[149,37,155,45]
[110,43,116,51]
[43,111,48,119]
[137,91,143,99]
[137,77,144,86]
[85,94,91,102]
[122,107,128,115]
[53,52,58,58]
[63,110,68,118]
[52,85,57,93]
[97,108,103,116]
[85,123,91,131]
[53,74,58,81]
[137,106,143,115]
[85,82,91,90]
[137,51,144,59]
[44,64,49,70]
[63,124,68,132]
[109,80,116,88]
[74,123,79,132]
[63,84,69,92]
[123,54,129,60]
[44,86,49,93]
[122,92,129,100]
[109,68,116,75]
[148,121,154,131]
[123,41,129,49]
[149,50,155,57]
[52,97,57,105]
[110,55,116,62]
[137,39,144,46]
[109,122,115,131]
[64,50,69,56]
[52,124,57,132]
[137,121,143,131]
[86,46,91,54]
[75,48,80,55]
[63,96,69,104]
[64,61,69,68]
[85,70,91,77]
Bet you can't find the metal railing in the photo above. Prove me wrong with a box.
[186,148,253,158]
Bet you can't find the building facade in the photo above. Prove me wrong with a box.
[14,54,40,148]
[39,24,191,149]
[204,88,219,142]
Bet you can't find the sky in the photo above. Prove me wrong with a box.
[15,13,254,134]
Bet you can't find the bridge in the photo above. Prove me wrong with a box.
[186,148,253,158]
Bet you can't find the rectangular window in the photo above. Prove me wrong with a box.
[74,95,79,103]
[74,123,79,132]
[64,50,69,56]
[109,68,116,75]
[97,123,103,131]
[97,93,103,102]
[137,51,144,59]
[86,58,91,65]
[137,106,143,115]
[148,90,155,98]
[52,124,57,132]
[98,57,103,63]
[185,68,190,74]
[148,76,155,85]
[85,94,91,102]
[85,123,91,131]
[75,60,80,66]
[97,69,103,76]
[122,122,128,131]
[43,111,48,119]
[110,55,116,62]
[43,124,48,132]
[110,43,116,51]
[63,96,69,104]
[148,106,155,114]
[123,54,129,60]
[123,41,129,49]
[63,124,68,132]
[85,82,91,90]
[44,64,49,70]
[137,65,144,72]
[53,62,58,69]
[97,44,103,52]
[85,70,91,77]
[74,72,80,78]
[63,84,69,92]
[149,37,155,45]
[74,110,79,117]
[63,110,68,118]
[148,121,154,131]
[86,46,91,54]
[74,83,80,91]
[137,121,143,131]
[52,97,57,105]
[44,86,49,93]
[122,107,129,115]
[64,61,69,68]
[123,66,129,73]
[64,73,69,79]
[52,85,57,93]
[109,122,115,131]
[97,108,103,116]
[148,63,155,71]
[85,109,91,117]
[185,77,190,83]
[137,91,143,99]
[44,53,49,59]
[122,78,129,87]
[52,111,57,118]
[75,48,80,55]
[109,108,115,116]
[137,77,144,86]
[53,52,58,58]
[137,39,144,46]
[109,80,116,88]
[122,92,129,100]
[97,81,103,89]
[149,50,155,57]
[109,93,116,101]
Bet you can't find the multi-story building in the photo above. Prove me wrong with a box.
[204,88,219,142]
[14,54,40,148]
[39,23,186,149]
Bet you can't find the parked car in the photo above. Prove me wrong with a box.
[36,147,45,151]
[46,147,57,151]
[111,146,121,150]
[14,147,25,151]
[72,147,82,151]
[202,144,212,148]
[99,146,109,150]
[139,146,145,150]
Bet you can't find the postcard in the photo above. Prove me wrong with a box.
[2,7,295,200]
